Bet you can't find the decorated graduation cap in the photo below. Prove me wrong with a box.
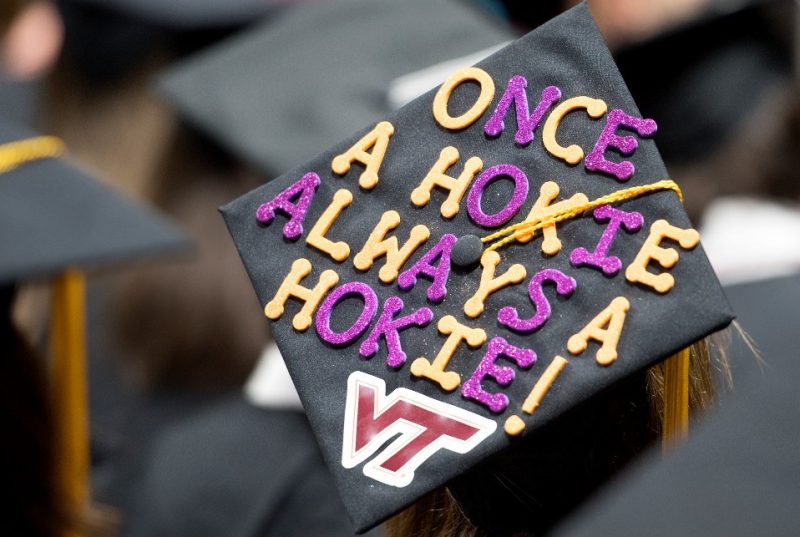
[0,115,187,526]
[221,2,733,532]
[157,0,514,176]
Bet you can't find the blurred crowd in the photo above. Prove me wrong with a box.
[2,1,798,536]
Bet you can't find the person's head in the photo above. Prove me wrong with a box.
[1,1,63,81]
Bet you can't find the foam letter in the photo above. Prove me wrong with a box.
[411,146,482,219]
[484,77,561,145]
[264,258,339,332]
[397,233,456,303]
[353,211,430,283]
[432,67,495,130]
[570,204,643,276]
[585,109,657,181]
[331,121,394,190]
[542,96,607,165]
[464,250,526,319]
[466,164,529,228]
[498,268,576,333]
[625,219,700,293]
[516,181,589,255]
[359,296,433,368]
[567,296,630,366]
[306,189,353,262]
[462,336,536,413]
[410,315,486,392]
[256,172,320,240]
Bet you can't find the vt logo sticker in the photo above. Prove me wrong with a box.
[341,371,497,487]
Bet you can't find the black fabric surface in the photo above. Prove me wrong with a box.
[121,398,374,537]
[158,0,515,177]
[0,118,188,283]
[549,273,800,537]
[221,4,733,531]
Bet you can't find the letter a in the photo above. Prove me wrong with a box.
[256,172,320,240]
[331,121,395,190]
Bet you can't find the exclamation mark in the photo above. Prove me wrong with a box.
[504,355,569,436]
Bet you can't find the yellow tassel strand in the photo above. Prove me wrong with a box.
[663,347,690,452]
[50,270,89,537]
[0,135,65,173]
[482,179,682,252]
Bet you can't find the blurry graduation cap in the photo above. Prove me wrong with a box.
[56,0,278,82]
[157,0,516,177]
[65,0,277,30]
[549,273,800,537]
[0,115,187,522]
[615,0,792,165]
[221,2,732,532]
[0,119,187,284]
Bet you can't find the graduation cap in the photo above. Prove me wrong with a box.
[0,116,187,523]
[157,0,515,176]
[56,0,277,83]
[65,0,277,30]
[614,0,792,165]
[220,2,733,531]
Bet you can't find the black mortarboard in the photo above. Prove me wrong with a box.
[220,3,733,532]
[157,0,515,176]
[549,273,800,537]
[0,118,187,284]
[615,0,791,165]
[0,115,187,524]
[66,0,276,30]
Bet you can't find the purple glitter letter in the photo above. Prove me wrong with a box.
[584,109,657,181]
[315,282,378,346]
[484,77,561,146]
[570,204,644,276]
[461,336,536,413]
[498,268,576,334]
[397,233,457,303]
[359,296,433,368]
[255,172,321,240]
[466,164,529,228]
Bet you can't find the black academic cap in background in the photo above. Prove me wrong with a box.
[0,117,188,284]
[65,0,277,30]
[157,0,515,177]
[615,0,792,165]
[221,3,732,531]
[56,0,277,83]
[550,273,800,537]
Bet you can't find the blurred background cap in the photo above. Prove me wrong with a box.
[55,0,279,83]
[0,116,188,284]
[615,0,793,166]
[157,0,516,178]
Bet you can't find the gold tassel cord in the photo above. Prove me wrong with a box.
[50,270,89,537]
[662,347,690,452]
[0,135,65,173]
[481,179,683,253]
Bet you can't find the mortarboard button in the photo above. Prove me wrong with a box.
[451,234,483,268]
